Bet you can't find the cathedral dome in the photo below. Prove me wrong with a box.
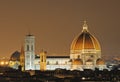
[10,51,20,61]
[71,21,101,51]
[72,59,83,65]
[96,58,105,65]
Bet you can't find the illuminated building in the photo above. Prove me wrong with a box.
[24,34,35,70]
[34,51,70,70]
[24,34,70,70]
[40,51,46,71]
[70,21,106,70]
[9,21,106,71]
[9,51,20,69]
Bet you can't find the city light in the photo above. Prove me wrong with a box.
[0,57,9,66]
[0,61,4,65]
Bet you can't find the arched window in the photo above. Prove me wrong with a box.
[41,56,43,62]
[78,55,80,58]
[31,45,33,51]
[27,45,29,51]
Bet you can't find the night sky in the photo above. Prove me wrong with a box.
[0,0,120,59]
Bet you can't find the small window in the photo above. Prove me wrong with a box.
[41,58,43,62]
[31,45,33,51]
[47,61,49,65]
[65,61,67,64]
[27,45,29,51]
[56,61,58,65]
[91,55,94,58]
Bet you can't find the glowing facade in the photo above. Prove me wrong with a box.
[34,53,70,70]
[25,34,35,70]
[40,51,47,71]
[70,21,105,70]
[10,21,106,71]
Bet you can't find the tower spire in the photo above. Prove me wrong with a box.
[83,21,88,30]
[20,45,25,71]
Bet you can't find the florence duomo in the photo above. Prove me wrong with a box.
[0,0,120,81]
[9,21,107,71]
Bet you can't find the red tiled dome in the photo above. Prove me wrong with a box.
[71,22,101,51]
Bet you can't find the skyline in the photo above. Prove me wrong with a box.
[0,0,120,59]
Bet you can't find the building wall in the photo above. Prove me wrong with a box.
[25,35,35,70]
[34,58,70,70]
[71,49,101,70]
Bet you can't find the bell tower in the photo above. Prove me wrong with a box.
[25,34,35,70]
[40,50,46,71]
